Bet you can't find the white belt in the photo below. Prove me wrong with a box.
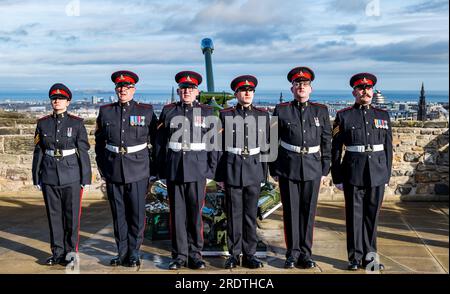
[45,149,77,157]
[106,143,148,154]
[345,144,384,153]
[168,142,206,151]
[226,147,261,156]
[281,141,320,154]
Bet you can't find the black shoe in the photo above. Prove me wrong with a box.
[347,260,361,271]
[110,256,126,267]
[297,258,317,269]
[242,256,264,269]
[225,256,240,269]
[284,256,297,269]
[169,259,186,270]
[45,256,63,266]
[128,256,141,267]
[188,258,206,270]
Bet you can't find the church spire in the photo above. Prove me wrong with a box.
[418,82,427,121]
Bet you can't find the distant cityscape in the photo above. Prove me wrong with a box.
[0,86,448,122]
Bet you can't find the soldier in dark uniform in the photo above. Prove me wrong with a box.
[155,71,217,270]
[331,73,392,271]
[216,75,269,269]
[32,83,92,266]
[95,71,158,267]
[269,67,332,269]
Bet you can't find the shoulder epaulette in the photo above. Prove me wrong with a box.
[198,103,213,110]
[278,102,291,107]
[337,106,353,113]
[220,107,234,113]
[136,102,153,109]
[310,102,327,108]
[373,106,388,112]
[100,103,115,108]
[163,103,176,109]
[68,113,83,120]
[37,115,51,122]
[253,106,269,113]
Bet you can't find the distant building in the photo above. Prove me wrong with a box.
[28,106,46,112]
[417,83,427,121]
[92,95,98,105]
[373,90,386,104]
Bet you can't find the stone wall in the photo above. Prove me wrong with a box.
[0,111,448,201]
[319,120,449,202]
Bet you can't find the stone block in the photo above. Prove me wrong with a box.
[395,185,412,195]
[434,184,449,195]
[5,167,29,181]
[415,172,441,183]
[0,128,20,135]
[404,152,421,162]
[420,129,434,135]
[416,184,433,195]
[3,136,34,154]
[437,151,449,166]
[423,121,448,128]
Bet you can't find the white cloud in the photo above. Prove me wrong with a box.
[0,0,448,91]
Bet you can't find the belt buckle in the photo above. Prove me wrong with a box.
[241,146,250,157]
[299,147,309,155]
[182,142,190,150]
[54,149,63,158]
[365,145,373,152]
[119,146,127,155]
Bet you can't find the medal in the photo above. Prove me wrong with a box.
[314,117,320,127]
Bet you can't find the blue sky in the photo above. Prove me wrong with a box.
[0,0,448,92]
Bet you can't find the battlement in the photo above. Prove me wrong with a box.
[0,111,448,202]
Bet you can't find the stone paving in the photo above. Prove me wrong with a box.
[0,198,447,274]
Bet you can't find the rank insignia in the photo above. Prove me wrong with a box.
[332,122,340,137]
[34,133,40,145]
[314,117,320,127]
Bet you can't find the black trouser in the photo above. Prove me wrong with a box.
[279,177,320,261]
[106,178,148,261]
[167,180,206,262]
[225,183,260,259]
[343,183,385,263]
[42,182,82,259]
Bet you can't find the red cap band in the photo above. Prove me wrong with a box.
[235,80,256,91]
[291,71,312,82]
[115,75,136,84]
[50,89,70,99]
[353,78,374,87]
[178,76,199,86]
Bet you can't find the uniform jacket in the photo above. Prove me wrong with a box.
[269,100,332,181]
[155,101,217,182]
[215,104,270,187]
[95,100,158,184]
[32,112,92,186]
[331,103,393,187]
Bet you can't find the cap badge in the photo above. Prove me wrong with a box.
[186,76,192,82]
